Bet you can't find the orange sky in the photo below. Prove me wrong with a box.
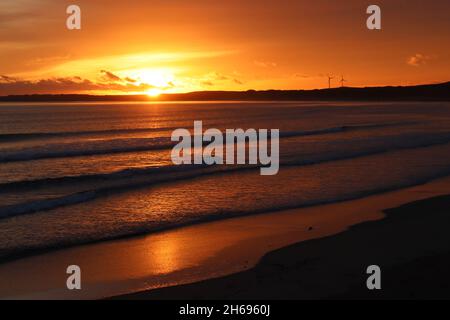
[0,0,449,95]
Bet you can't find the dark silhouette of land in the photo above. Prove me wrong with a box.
[1,82,449,102]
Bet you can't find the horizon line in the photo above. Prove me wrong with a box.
[1,81,449,97]
[1,81,449,102]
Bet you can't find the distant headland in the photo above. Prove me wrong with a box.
[1,82,449,102]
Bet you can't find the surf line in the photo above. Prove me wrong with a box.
[171,121,279,175]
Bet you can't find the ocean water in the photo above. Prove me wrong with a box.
[0,101,450,260]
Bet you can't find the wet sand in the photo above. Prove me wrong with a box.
[1,177,450,299]
[117,183,450,300]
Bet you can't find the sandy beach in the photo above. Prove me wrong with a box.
[117,178,450,300]
[0,176,449,299]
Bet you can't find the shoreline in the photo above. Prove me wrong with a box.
[116,191,450,300]
[1,176,450,299]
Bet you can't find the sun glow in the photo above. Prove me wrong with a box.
[146,88,162,97]
[121,68,176,96]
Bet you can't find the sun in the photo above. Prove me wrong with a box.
[146,88,162,97]
[121,68,175,97]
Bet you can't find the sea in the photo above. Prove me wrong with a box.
[1,100,450,260]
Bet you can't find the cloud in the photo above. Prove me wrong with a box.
[407,53,432,67]
[292,73,311,79]
[0,68,247,95]
[0,76,102,95]
[254,60,277,68]
[107,74,140,84]
[213,73,229,81]
[124,77,137,83]
[166,81,175,88]
[0,75,17,82]
[101,70,122,82]
[199,72,244,86]
[0,74,160,95]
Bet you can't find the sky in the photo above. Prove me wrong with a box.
[0,0,449,95]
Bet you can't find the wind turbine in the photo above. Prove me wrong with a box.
[327,74,334,89]
[340,75,347,87]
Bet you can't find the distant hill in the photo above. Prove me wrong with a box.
[1,82,449,102]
